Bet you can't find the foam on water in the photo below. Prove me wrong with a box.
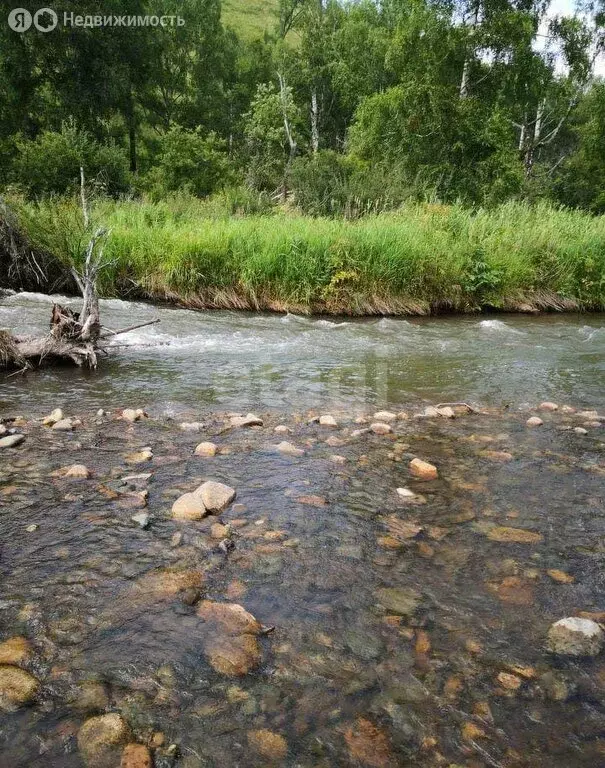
[478,318,524,335]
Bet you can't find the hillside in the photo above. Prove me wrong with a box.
[221,0,279,39]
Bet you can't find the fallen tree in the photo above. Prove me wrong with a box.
[0,169,160,371]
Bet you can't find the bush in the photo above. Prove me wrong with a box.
[14,122,131,199]
[140,126,236,200]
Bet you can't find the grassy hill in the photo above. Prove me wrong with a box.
[221,0,279,39]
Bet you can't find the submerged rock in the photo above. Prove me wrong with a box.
[197,600,264,676]
[275,441,305,457]
[344,717,395,768]
[527,416,544,427]
[120,743,153,768]
[487,526,543,544]
[131,512,150,529]
[64,464,91,479]
[0,434,25,448]
[78,713,131,767]
[374,411,397,422]
[0,665,40,711]
[0,637,32,666]
[319,414,338,427]
[247,729,288,762]
[539,402,559,412]
[547,617,605,656]
[370,422,392,435]
[52,418,75,431]
[409,458,438,480]
[42,407,64,426]
[375,587,421,616]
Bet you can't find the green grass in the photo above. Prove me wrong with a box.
[221,0,279,40]
[8,195,605,315]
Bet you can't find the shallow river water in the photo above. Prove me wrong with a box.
[1,293,605,768]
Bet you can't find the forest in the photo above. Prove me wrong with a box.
[2,0,605,312]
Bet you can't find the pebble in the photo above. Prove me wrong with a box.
[370,422,392,435]
[131,512,150,529]
[319,414,338,427]
[25,524,38,533]
[194,441,217,457]
[64,464,90,479]
[78,713,131,767]
[527,416,543,427]
[275,441,305,457]
[122,409,142,423]
[573,427,588,435]
[409,458,438,480]
[437,406,456,418]
[247,729,288,761]
[52,418,74,431]
[547,617,605,656]
[373,411,397,422]
[0,434,25,448]
[539,402,559,411]
[230,413,263,427]
[0,665,40,710]
[274,425,290,434]
[42,408,64,425]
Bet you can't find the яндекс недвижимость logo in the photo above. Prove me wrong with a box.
[8,7,58,32]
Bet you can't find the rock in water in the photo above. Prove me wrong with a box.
[172,493,207,521]
[373,411,397,422]
[409,458,438,480]
[527,417,544,427]
[275,441,305,457]
[120,743,153,768]
[64,464,90,479]
[539,402,559,412]
[547,617,605,657]
[230,413,263,427]
[42,408,64,426]
[131,512,150,529]
[0,637,32,666]
[52,419,74,431]
[375,587,421,616]
[0,665,40,711]
[319,414,338,427]
[197,601,264,676]
[370,422,392,435]
[78,714,132,767]
[194,441,217,457]
[195,481,236,514]
[247,729,288,761]
[0,434,25,449]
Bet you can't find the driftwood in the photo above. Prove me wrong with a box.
[1,169,160,371]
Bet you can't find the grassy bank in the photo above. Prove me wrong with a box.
[7,196,605,315]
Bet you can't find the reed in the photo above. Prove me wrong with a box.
[9,195,605,315]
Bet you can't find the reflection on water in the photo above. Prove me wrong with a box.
[1,291,605,412]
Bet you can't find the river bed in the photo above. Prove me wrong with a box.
[1,293,605,767]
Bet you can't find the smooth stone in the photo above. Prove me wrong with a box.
[375,587,421,616]
[195,481,236,514]
[274,425,290,434]
[121,409,141,423]
[0,665,40,710]
[0,434,25,448]
[538,402,559,411]
[547,617,605,656]
[247,729,288,761]
[78,713,132,767]
[64,464,90,479]
[131,512,150,529]
[120,743,153,768]
[124,448,153,464]
[275,441,305,457]
[0,637,32,666]
[25,524,38,533]
[197,601,263,676]
[172,493,208,521]
[230,413,263,428]
[42,408,64,425]
[527,417,544,427]
[194,442,217,457]
[396,487,416,498]
[409,458,438,480]
[574,427,588,435]
[437,406,456,418]
[180,422,204,432]
[72,680,110,712]
[319,414,338,427]
[374,411,397,422]
[370,422,392,435]
[52,419,74,431]
[0,425,5,435]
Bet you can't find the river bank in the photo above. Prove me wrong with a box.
[4,197,605,315]
[1,401,605,767]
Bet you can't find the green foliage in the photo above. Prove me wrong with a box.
[140,126,235,200]
[11,196,605,312]
[13,122,130,199]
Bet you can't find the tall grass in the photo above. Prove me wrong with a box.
[8,195,605,314]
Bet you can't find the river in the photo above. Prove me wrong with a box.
[1,292,605,767]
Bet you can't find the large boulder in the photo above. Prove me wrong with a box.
[546,617,605,657]
[172,492,207,521]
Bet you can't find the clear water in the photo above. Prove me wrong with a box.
[1,292,605,767]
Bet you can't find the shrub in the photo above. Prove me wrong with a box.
[14,122,130,198]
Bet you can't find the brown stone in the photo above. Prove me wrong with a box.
[547,569,575,584]
[121,744,152,768]
[0,637,32,666]
[487,527,543,544]
[172,492,207,521]
[344,717,395,768]
[247,729,288,762]
[0,665,39,710]
[409,458,438,480]
[77,713,131,767]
